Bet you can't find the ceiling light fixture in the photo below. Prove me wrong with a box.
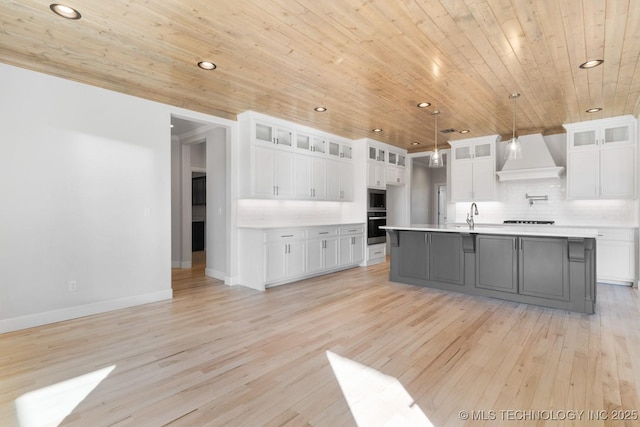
[411,142,420,146]
[579,59,604,69]
[372,128,382,133]
[197,61,216,70]
[506,93,522,161]
[429,110,443,168]
[459,129,470,134]
[314,106,327,112]
[586,107,602,113]
[417,102,431,108]
[50,4,81,19]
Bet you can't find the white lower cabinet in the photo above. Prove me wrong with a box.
[367,243,386,265]
[265,240,306,283]
[238,224,365,290]
[339,226,365,266]
[597,228,636,285]
[307,228,339,273]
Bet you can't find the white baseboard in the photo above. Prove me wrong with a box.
[205,268,225,281]
[172,261,181,268]
[0,290,173,334]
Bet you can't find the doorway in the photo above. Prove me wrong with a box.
[170,115,230,289]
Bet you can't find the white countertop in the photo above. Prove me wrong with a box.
[381,224,600,238]
[238,222,365,230]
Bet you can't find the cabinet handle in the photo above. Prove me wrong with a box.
[351,237,355,244]
[319,232,329,235]
[310,189,313,197]
[281,234,294,237]
[313,189,316,197]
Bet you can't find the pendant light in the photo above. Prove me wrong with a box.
[506,93,522,160]
[429,110,444,168]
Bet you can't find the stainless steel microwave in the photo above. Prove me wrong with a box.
[368,189,386,211]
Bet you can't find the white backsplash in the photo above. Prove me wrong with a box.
[237,199,357,227]
[453,177,639,227]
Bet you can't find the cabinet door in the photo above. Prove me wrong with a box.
[265,243,287,283]
[307,239,324,273]
[451,161,473,201]
[312,137,326,154]
[287,241,306,278]
[429,232,464,285]
[397,231,428,280]
[473,141,493,159]
[329,141,340,157]
[597,240,634,282]
[570,128,597,149]
[476,235,517,293]
[274,150,295,197]
[352,235,364,264]
[255,122,274,144]
[296,133,311,151]
[602,123,631,147]
[568,149,599,199]
[295,154,312,198]
[339,236,352,266]
[324,238,339,270]
[600,145,635,198]
[276,128,292,146]
[311,157,327,199]
[471,158,494,200]
[340,162,354,201]
[375,163,386,188]
[253,146,275,197]
[386,166,398,184]
[519,237,569,301]
[325,159,340,200]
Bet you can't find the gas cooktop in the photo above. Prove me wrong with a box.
[503,220,555,225]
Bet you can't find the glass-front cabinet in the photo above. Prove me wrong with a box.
[564,115,637,199]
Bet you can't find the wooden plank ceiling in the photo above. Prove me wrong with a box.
[1,0,639,152]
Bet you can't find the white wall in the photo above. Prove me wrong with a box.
[205,128,228,279]
[0,64,236,332]
[0,63,172,332]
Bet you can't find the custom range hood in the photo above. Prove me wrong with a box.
[496,133,564,181]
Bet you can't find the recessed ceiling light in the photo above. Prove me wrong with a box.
[411,142,420,146]
[417,102,431,108]
[372,128,383,133]
[586,107,602,113]
[197,61,217,70]
[579,59,604,69]
[314,106,327,112]
[50,4,81,19]
[459,129,470,134]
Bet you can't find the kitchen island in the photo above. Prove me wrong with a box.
[381,224,599,314]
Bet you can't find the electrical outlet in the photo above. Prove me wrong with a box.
[68,280,77,291]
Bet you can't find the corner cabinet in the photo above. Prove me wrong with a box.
[238,112,354,201]
[449,135,499,201]
[564,115,637,200]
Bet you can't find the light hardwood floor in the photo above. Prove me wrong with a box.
[2,257,640,426]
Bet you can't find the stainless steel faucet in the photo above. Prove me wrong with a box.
[466,202,478,229]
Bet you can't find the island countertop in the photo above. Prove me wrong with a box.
[381,223,599,239]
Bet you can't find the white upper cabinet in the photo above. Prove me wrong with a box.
[367,146,387,189]
[386,150,406,185]
[253,146,295,198]
[239,112,354,201]
[564,115,637,200]
[449,135,498,201]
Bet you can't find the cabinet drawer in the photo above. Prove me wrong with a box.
[308,227,338,238]
[340,225,365,235]
[368,244,386,260]
[598,228,634,241]
[264,230,306,242]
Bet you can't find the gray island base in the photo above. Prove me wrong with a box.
[382,225,598,314]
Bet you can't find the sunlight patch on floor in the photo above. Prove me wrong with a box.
[15,365,115,427]
[326,351,433,427]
